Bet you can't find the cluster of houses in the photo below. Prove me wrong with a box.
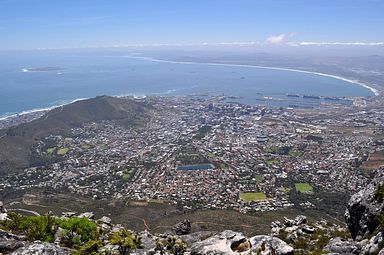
[1,96,383,213]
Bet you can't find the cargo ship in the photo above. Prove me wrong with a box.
[287,94,300,97]
[303,95,320,99]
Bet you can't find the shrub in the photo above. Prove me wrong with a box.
[110,228,142,255]
[1,213,98,249]
[72,240,103,255]
[374,184,384,202]
[294,238,309,250]
[56,217,98,248]
[155,236,187,255]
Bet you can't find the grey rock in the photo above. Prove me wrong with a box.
[179,231,215,246]
[78,212,94,219]
[100,223,111,231]
[61,212,76,218]
[190,230,293,255]
[139,230,156,251]
[271,221,282,228]
[284,217,295,227]
[294,215,307,225]
[0,229,25,241]
[190,230,247,255]
[345,170,384,240]
[361,231,384,254]
[54,228,66,245]
[324,237,361,255]
[250,235,294,255]
[0,201,7,213]
[0,240,25,253]
[11,241,71,255]
[173,219,192,235]
[0,213,7,221]
[301,225,315,234]
[98,216,112,225]
[111,224,124,233]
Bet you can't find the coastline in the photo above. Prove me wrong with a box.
[1,56,379,122]
[0,98,88,122]
[132,56,380,96]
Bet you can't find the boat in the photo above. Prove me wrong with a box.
[287,94,300,97]
[322,96,341,101]
[303,95,320,99]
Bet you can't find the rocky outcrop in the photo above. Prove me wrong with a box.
[250,235,294,255]
[190,230,293,255]
[11,241,71,255]
[271,215,321,242]
[324,169,384,254]
[0,201,8,221]
[324,237,361,254]
[361,231,384,255]
[0,228,26,254]
[190,230,248,255]
[345,169,384,240]
[0,240,25,253]
[78,212,94,220]
[173,219,192,235]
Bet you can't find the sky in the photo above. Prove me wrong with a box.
[0,0,384,50]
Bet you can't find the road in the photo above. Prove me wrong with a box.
[9,208,40,216]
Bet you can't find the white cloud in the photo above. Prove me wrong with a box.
[298,41,384,46]
[266,34,287,44]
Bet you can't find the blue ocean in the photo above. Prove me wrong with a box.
[0,50,374,117]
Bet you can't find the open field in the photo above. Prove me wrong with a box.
[240,192,267,202]
[57,147,69,155]
[295,183,313,193]
[255,175,264,182]
[47,147,56,155]
[361,151,384,170]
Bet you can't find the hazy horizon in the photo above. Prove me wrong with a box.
[1,0,384,52]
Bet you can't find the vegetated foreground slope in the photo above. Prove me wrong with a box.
[0,96,152,175]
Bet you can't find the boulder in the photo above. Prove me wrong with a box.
[345,170,384,240]
[250,235,294,255]
[294,215,307,225]
[54,227,66,245]
[361,231,384,254]
[0,201,7,213]
[11,241,70,255]
[138,230,156,251]
[0,213,8,221]
[284,217,295,227]
[61,212,76,218]
[98,216,112,225]
[301,225,315,234]
[190,230,248,255]
[0,240,25,253]
[324,237,361,255]
[179,231,215,246]
[0,230,25,241]
[0,201,8,221]
[172,219,192,235]
[78,212,94,219]
[190,230,293,255]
